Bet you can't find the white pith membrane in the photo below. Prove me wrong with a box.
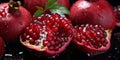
[20,14,73,53]
[74,24,111,50]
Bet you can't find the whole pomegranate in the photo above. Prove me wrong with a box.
[0,1,31,42]
[0,37,5,59]
[24,0,70,15]
[70,0,116,30]
[20,13,74,56]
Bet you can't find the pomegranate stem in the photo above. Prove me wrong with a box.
[8,0,21,14]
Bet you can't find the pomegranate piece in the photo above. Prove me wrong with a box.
[73,24,111,54]
[0,1,31,42]
[24,0,70,15]
[69,0,116,30]
[20,13,73,57]
[0,37,5,59]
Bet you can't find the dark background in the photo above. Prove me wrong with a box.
[0,0,120,6]
[0,0,120,60]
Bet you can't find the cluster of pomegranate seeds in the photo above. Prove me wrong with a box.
[21,13,73,51]
[0,6,8,17]
[74,24,108,49]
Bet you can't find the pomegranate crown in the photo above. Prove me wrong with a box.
[8,0,21,14]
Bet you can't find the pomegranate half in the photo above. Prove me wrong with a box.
[20,13,74,56]
[73,24,111,54]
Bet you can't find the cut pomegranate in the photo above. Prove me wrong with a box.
[73,24,111,54]
[0,37,5,59]
[20,13,73,56]
[0,1,31,42]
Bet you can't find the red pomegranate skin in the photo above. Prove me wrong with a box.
[0,3,31,42]
[0,37,5,59]
[24,0,70,15]
[70,0,116,30]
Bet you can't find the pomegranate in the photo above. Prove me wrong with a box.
[24,0,70,15]
[73,24,111,54]
[70,0,116,30]
[20,13,74,56]
[0,37,5,59]
[0,1,31,42]
[114,6,120,27]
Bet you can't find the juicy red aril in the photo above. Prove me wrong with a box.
[75,24,108,49]
[21,13,73,51]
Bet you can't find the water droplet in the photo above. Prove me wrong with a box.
[87,53,91,56]
[4,54,13,60]
[19,52,23,55]
[108,56,111,58]
[4,54,12,57]
[48,56,56,58]
[114,47,118,50]
[97,5,100,8]
[97,13,104,20]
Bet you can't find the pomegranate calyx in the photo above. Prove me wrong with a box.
[8,0,21,14]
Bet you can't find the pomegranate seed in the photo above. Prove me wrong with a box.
[50,40,56,46]
[49,46,54,50]
[2,12,6,17]
[35,41,39,46]
[64,37,68,42]
[52,25,58,32]
[82,39,87,45]
[80,35,86,39]
[31,33,39,40]
[47,34,53,41]
[61,20,67,26]
[52,13,59,19]
[54,46,59,51]
[29,38,35,45]
[43,40,49,46]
